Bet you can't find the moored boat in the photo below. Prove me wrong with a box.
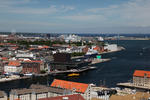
[68,73,80,77]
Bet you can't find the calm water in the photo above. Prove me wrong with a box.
[1,40,150,93]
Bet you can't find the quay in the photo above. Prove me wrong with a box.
[0,76,30,83]
[117,82,150,91]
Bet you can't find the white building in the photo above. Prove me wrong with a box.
[64,34,81,43]
[4,61,22,74]
[104,44,118,51]
[97,37,104,41]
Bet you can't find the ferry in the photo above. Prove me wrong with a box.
[68,73,80,77]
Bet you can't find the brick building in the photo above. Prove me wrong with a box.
[21,61,41,74]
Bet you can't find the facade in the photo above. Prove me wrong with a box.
[133,70,150,86]
[21,61,41,74]
[10,85,71,100]
[0,91,7,100]
[38,94,85,100]
[51,79,91,100]
[4,60,22,74]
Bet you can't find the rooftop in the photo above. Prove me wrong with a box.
[38,94,85,100]
[10,85,69,95]
[51,79,89,93]
[133,70,150,78]
[8,60,21,66]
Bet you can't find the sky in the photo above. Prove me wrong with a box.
[0,0,150,33]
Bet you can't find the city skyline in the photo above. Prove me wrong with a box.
[0,0,150,33]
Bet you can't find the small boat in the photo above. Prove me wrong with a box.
[68,73,80,77]
[24,73,33,76]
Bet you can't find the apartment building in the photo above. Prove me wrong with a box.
[133,70,150,86]
[4,60,22,74]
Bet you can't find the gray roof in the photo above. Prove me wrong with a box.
[10,89,33,95]
[30,84,47,89]
[10,86,70,95]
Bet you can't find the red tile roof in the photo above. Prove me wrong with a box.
[40,46,49,49]
[133,70,150,78]
[24,60,43,64]
[51,79,89,93]
[93,46,100,50]
[29,48,36,50]
[8,61,21,66]
[38,94,85,100]
[1,57,8,61]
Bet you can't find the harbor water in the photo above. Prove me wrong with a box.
[1,40,150,93]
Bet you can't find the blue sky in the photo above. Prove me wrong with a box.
[0,0,150,33]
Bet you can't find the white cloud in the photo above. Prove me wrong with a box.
[1,0,150,33]
[7,6,58,14]
[0,0,75,15]
[86,0,150,27]
[87,5,118,13]
[60,14,106,21]
[0,0,31,6]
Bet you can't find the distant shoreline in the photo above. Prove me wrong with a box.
[105,38,150,41]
